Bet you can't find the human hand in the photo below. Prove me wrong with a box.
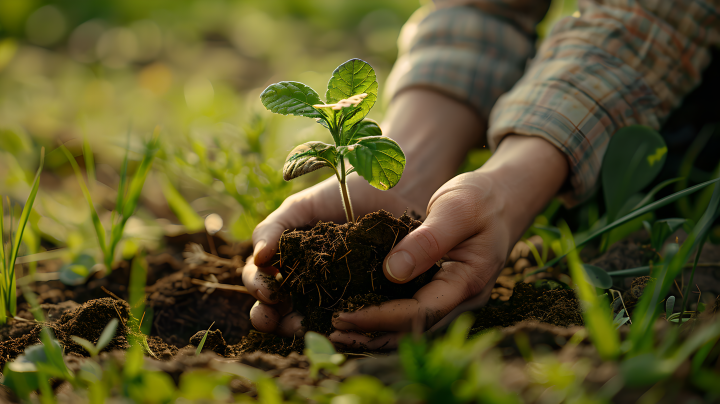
[244,88,484,336]
[329,135,569,349]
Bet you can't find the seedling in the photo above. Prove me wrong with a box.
[0,148,44,324]
[303,331,345,379]
[71,318,119,357]
[195,321,216,356]
[260,58,406,223]
[60,129,160,271]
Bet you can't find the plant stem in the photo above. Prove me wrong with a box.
[338,158,355,223]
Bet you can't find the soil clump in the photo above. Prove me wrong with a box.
[276,210,439,334]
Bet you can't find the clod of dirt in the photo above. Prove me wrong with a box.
[190,329,227,354]
[470,283,583,335]
[277,210,439,334]
[227,330,304,357]
[589,238,656,272]
[54,298,131,356]
[620,276,652,315]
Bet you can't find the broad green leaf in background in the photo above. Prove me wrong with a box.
[345,118,381,145]
[582,264,613,289]
[345,136,405,190]
[260,81,322,118]
[59,254,95,286]
[282,141,337,181]
[326,59,378,132]
[602,125,667,222]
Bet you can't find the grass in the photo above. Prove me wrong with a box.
[60,130,160,272]
[0,148,44,324]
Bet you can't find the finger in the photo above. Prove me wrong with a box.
[276,312,305,338]
[253,180,345,266]
[242,258,282,304]
[383,187,483,284]
[250,301,281,333]
[336,255,495,332]
[329,331,399,351]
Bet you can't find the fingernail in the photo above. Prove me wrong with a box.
[386,251,415,281]
[334,320,356,331]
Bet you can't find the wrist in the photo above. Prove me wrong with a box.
[475,135,569,241]
[383,88,486,206]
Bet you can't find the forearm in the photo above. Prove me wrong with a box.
[382,88,485,206]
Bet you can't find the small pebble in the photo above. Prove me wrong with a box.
[500,267,514,276]
[491,293,499,300]
[514,258,533,273]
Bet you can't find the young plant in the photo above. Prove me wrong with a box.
[0,148,44,324]
[60,129,160,271]
[260,58,406,223]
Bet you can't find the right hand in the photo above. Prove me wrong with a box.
[242,173,427,336]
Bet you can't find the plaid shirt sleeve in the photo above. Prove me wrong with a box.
[389,0,720,206]
[386,0,552,121]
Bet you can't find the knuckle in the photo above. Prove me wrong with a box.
[410,226,441,260]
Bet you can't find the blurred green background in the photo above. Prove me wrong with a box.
[0,0,437,263]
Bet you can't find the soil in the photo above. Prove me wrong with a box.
[469,282,583,335]
[275,210,439,334]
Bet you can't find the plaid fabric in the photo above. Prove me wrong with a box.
[389,0,720,206]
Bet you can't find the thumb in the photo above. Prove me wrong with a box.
[383,188,482,283]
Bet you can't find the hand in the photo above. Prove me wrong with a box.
[243,88,485,337]
[329,135,569,349]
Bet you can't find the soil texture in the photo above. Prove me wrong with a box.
[470,282,583,335]
[276,210,439,334]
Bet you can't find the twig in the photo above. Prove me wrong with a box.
[190,278,250,294]
[101,286,123,301]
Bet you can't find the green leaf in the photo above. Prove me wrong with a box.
[282,141,337,181]
[651,218,686,251]
[304,331,345,379]
[665,296,675,319]
[345,118,381,145]
[71,336,98,357]
[602,126,666,222]
[195,321,215,356]
[541,176,720,271]
[582,264,613,289]
[96,318,119,352]
[561,223,619,360]
[260,81,323,118]
[326,59,378,133]
[345,136,405,191]
[160,174,204,232]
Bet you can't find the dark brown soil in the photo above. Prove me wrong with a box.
[276,210,439,334]
[469,282,583,334]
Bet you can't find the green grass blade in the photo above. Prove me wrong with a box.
[629,180,720,353]
[1,197,6,270]
[110,130,160,256]
[159,174,204,232]
[679,241,704,325]
[82,132,96,189]
[196,321,216,356]
[115,128,132,222]
[560,222,619,359]
[7,148,45,316]
[631,177,683,212]
[608,266,651,278]
[60,145,107,260]
[541,177,720,271]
